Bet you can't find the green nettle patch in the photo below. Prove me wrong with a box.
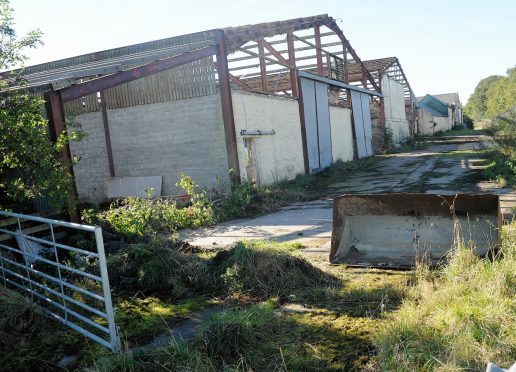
[83,173,213,240]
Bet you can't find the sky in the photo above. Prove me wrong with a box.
[11,0,516,103]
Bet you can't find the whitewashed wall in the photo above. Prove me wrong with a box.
[417,108,436,136]
[381,76,410,143]
[329,106,354,162]
[417,107,453,135]
[433,107,454,133]
[232,91,305,186]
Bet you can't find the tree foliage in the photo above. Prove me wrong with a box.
[485,67,516,118]
[465,67,516,120]
[464,75,502,120]
[0,0,82,210]
[0,0,42,86]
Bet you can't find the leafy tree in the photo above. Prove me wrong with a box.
[464,75,502,120]
[485,67,516,117]
[0,0,82,210]
[0,0,42,86]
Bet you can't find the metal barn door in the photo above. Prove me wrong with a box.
[301,78,332,173]
[350,90,373,158]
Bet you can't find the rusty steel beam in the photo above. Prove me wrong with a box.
[260,39,291,67]
[324,19,381,93]
[257,40,268,92]
[44,91,80,222]
[60,44,218,102]
[342,41,349,82]
[228,72,254,91]
[296,76,310,174]
[314,26,324,76]
[99,90,115,177]
[287,32,298,97]
[236,47,294,69]
[215,31,241,185]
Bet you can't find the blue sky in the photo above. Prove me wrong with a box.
[12,0,516,103]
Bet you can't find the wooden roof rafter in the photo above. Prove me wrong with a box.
[347,56,415,101]
[222,14,380,94]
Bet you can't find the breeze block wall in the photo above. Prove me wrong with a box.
[68,93,229,203]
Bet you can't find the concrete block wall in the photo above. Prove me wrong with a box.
[329,106,354,162]
[232,90,305,186]
[68,93,229,203]
[381,76,410,143]
[68,111,111,203]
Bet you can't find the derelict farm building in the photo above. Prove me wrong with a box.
[4,15,415,204]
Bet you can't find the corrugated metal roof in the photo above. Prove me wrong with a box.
[418,94,449,117]
[1,15,337,94]
[432,93,461,107]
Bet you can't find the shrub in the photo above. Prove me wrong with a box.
[212,178,276,222]
[483,110,516,187]
[84,173,213,240]
[383,125,395,152]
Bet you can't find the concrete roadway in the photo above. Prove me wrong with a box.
[180,135,514,251]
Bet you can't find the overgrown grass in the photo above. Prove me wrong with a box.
[435,126,482,137]
[482,112,515,187]
[0,290,90,370]
[375,223,516,371]
[214,241,339,300]
[106,243,213,296]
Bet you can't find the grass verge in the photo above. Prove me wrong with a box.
[374,223,516,371]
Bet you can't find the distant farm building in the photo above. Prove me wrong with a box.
[416,93,463,135]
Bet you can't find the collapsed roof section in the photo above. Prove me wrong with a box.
[0,14,380,101]
[222,14,380,98]
[347,57,415,101]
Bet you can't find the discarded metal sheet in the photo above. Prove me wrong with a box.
[330,194,500,268]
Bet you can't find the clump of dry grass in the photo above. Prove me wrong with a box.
[214,241,339,299]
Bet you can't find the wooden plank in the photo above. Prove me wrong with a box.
[315,26,324,76]
[287,32,298,97]
[257,40,268,92]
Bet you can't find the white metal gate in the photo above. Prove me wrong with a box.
[0,210,120,352]
[350,90,374,158]
[300,77,333,173]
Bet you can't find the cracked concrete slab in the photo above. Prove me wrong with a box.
[183,135,514,250]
